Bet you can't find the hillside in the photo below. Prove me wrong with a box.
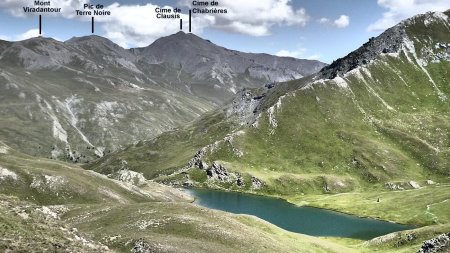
[0,141,354,253]
[88,9,450,229]
[0,32,325,162]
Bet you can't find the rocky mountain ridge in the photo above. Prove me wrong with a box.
[0,32,325,162]
[320,11,450,79]
[133,32,325,88]
[89,9,450,202]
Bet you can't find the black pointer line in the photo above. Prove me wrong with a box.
[39,15,42,35]
[189,10,192,32]
[92,16,95,34]
[180,18,183,30]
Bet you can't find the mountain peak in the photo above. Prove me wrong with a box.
[320,10,449,79]
[18,36,60,45]
[65,35,123,48]
[155,31,210,45]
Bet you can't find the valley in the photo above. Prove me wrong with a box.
[0,5,449,253]
[86,9,450,252]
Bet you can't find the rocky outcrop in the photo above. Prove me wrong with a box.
[107,160,147,186]
[385,181,422,191]
[111,169,147,186]
[385,182,405,191]
[225,89,262,124]
[320,24,406,79]
[131,239,159,253]
[417,233,450,253]
[251,176,264,189]
[206,162,231,182]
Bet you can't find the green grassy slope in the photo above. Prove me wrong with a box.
[0,141,356,253]
[0,141,190,205]
[90,10,450,193]
[87,111,239,179]
[0,195,109,252]
[88,10,450,228]
[63,202,355,253]
[83,11,450,252]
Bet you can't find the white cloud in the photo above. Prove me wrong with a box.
[17,29,41,40]
[275,49,321,60]
[334,15,350,28]
[96,3,213,48]
[0,0,310,46]
[275,48,306,58]
[0,0,85,18]
[318,15,350,28]
[368,0,450,32]
[306,54,321,60]
[180,0,310,36]
[0,29,41,41]
[318,17,329,24]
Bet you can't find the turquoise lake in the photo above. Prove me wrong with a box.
[186,188,415,240]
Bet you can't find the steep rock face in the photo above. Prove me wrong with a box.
[0,32,324,161]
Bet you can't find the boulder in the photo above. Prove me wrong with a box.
[385,182,404,191]
[236,176,245,187]
[426,180,436,185]
[409,181,421,189]
[417,233,450,253]
[251,176,264,189]
[131,239,159,253]
[206,162,230,182]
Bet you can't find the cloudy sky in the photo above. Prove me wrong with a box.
[0,0,449,63]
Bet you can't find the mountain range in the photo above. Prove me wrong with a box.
[92,10,450,189]
[0,32,325,162]
[88,11,450,252]
[0,8,450,253]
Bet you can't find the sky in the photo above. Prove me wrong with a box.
[0,0,449,63]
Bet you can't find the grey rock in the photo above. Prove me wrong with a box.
[385,182,405,191]
[426,180,436,185]
[417,233,450,253]
[206,162,230,182]
[251,176,264,189]
[131,239,159,253]
[236,177,245,187]
[320,23,406,79]
[409,181,421,189]
[182,180,194,187]
[320,11,450,79]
